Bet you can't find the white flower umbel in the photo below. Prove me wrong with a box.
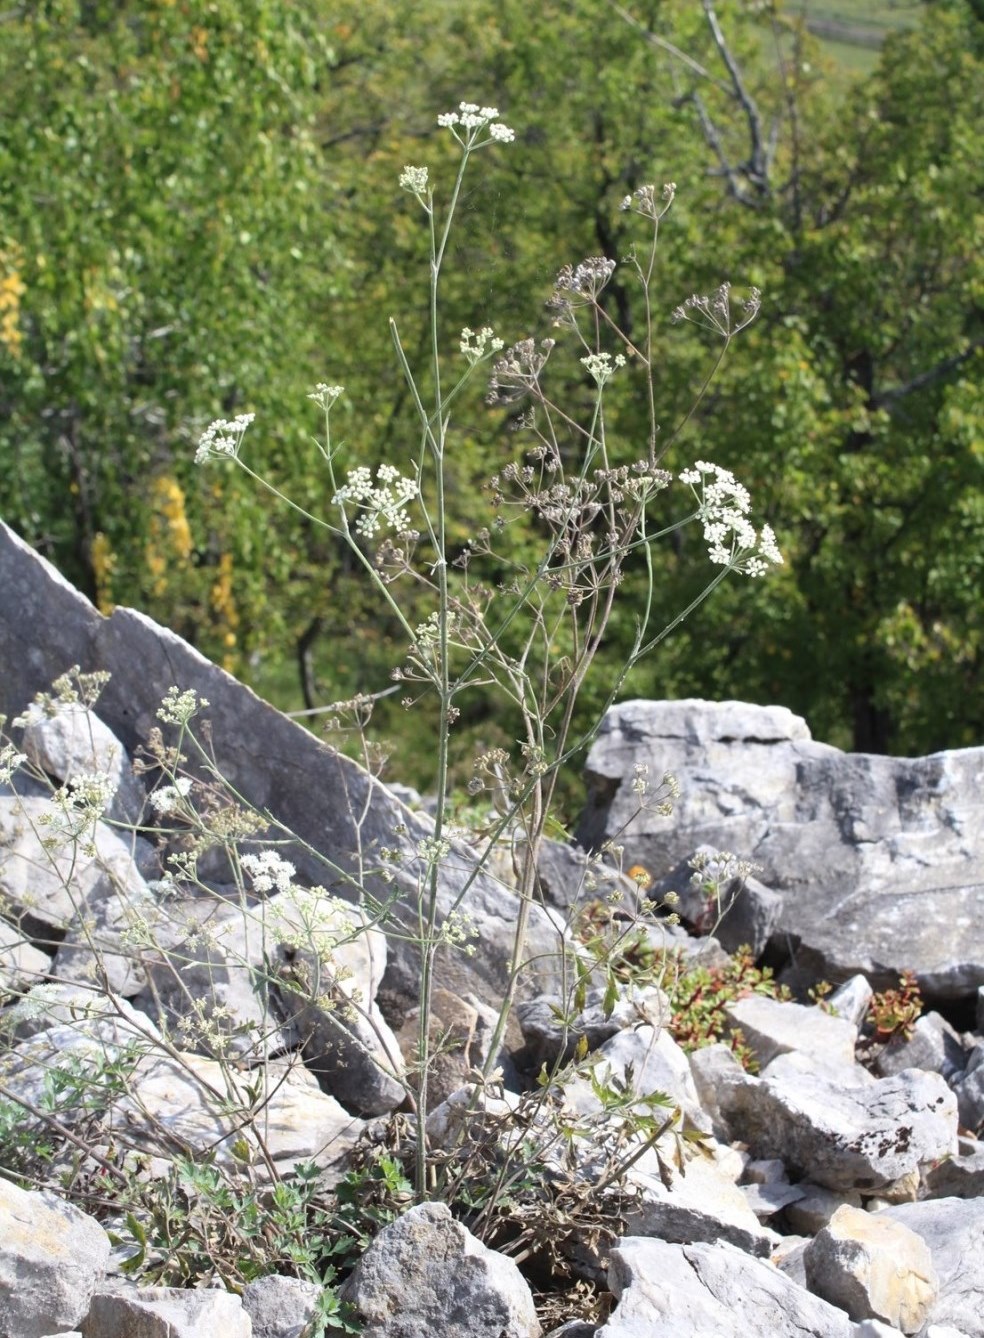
[148,778,193,816]
[307,383,345,411]
[157,687,209,726]
[679,460,783,578]
[194,412,255,465]
[581,351,626,386]
[437,101,515,148]
[459,326,504,365]
[241,849,296,895]
[399,165,429,198]
[0,743,27,785]
[332,463,419,540]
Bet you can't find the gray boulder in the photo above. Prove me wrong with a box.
[82,1287,251,1338]
[576,699,984,1000]
[719,1050,958,1192]
[18,698,146,826]
[241,1274,322,1338]
[878,1197,984,1337]
[803,1203,938,1333]
[723,994,858,1071]
[0,1178,110,1338]
[0,520,565,1013]
[340,1201,540,1337]
[596,1236,858,1337]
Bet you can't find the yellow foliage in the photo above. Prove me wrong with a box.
[0,241,26,359]
[90,532,116,615]
[145,475,193,597]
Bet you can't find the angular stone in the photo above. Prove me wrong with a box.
[18,698,146,826]
[623,1148,779,1256]
[516,984,668,1069]
[879,1196,984,1337]
[241,1273,321,1338]
[688,1042,747,1138]
[83,1286,251,1338]
[923,1141,984,1199]
[719,1051,958,1192]
[393,988,502,1111]
[576,698,984,999]
[533,837,640,913]
[650,847,782,958]
[873,1013,968,1083]
[0,1178,110,1337]
[741,1181,806,1219]
[0,915,49,995]
[560,1024,711,1133]
[724,994,858,1070]
[340,1201,540,1337]
[804,1203,938,1333]
[828,976,875,1029]
[0,520,566,1017]
[596,1236,858,1337]
[953,1045,984,1136]
[784,1184,864,1235]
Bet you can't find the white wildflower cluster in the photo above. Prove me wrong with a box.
[438,907,478,954]
[459,326,504,365]
[619,182,676,220]
[307,383,345,411]
[65,771,119,812]
[157,687,208,726]
[148,777,193,816]
[0,743,27,785]
[194,412,255,465]
[399,165,429,197]
[417,835,452,864]
[679,460,783,578]
[413,611,442,651]
[581,351,626,386]
[437,101,515,146]
[333,464,419,539]
[241,850,296,894]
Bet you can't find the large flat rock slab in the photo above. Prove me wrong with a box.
[0,520,564,1010]
[576,699,984,999]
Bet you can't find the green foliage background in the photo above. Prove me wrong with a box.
[1,0,981,792]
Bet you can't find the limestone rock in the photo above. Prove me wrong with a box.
[0,1178,110,1338]
[622,1146,780,1256]
[560,1024,711,1134]
[0,519,566,1016]
[340,1201,540,1338]
[878,1197,984,1337]
[576,698,984,999]
[0,916,49,996]
[724,994,858,1070]
[82,1286,251,1338]
[516,984,668,1070]
[241,1273,321,1338]
[803,1203,938,1333]
[596,1236,858,1337]
[650,847,782,958]
[872,1013,968,1084]
[719,1050,958,1192]
[18,698,146,826]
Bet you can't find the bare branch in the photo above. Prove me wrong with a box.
[702,0,772,196]
[873,341,984,410]
[605,0,733,95]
